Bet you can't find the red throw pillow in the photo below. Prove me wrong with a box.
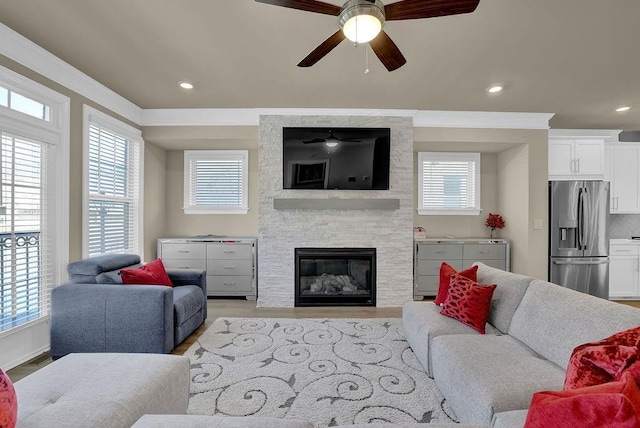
[439,274,496,334]
[0,368,17,428]
[120,258,173,287]
[434,262,478,306]
[525,372,640,428]
[564,326,640,390]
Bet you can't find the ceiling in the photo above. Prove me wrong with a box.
[1,0,639,131]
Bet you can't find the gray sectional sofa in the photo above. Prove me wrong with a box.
[403,262,640,426]
[50,254,207,358]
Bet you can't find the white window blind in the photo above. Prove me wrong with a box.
[184,150,249,214]
[418,152,481,216]
[84,106,143,257]
[0,134,54,332]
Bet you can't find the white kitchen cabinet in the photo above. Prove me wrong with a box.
[158,237,257,300]
[548,139,604,180]
[605,143,640,213]
[609,242,640,299]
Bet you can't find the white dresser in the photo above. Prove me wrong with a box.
[414,238,510,300]
[157,237,257,300]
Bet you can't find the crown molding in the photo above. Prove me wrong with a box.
[549,128,622,142]
[0,22,142,125]
[413,111,555,130]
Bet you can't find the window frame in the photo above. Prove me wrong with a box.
[82,105,144,258]
[0,64,70,341]
[417,151,481,216]
[183,150,249,215]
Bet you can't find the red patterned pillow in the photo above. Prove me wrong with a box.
[0,368,17,428]
[434,262,478,306]
[439,274,496,334]
[564,326,640,390]
[120,258,173,287]
[525,372,640,428]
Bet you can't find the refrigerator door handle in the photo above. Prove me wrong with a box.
[582,188,589,250]
[577,188,584,250]
[552,260,609,265]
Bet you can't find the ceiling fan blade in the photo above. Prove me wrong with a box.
[385,0,480,21]
[298,30,346,67]
[302,138,326,144]
[254,0,341,16]
[369,30,406,72]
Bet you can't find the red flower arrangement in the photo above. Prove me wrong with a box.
[486,213,505,238]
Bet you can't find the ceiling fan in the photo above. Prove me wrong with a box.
[255,0,480,71]
[303,130,361,147]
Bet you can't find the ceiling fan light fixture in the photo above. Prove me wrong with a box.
[340,0,385,44]
[325,141,339,148]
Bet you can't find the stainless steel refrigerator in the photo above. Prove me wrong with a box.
[549,180,610,299]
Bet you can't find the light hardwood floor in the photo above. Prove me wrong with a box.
[7,298,640,382]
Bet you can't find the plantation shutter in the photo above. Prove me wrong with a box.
[183,151,249,214]
[87,122,141,256]
[0,133,55,332]
[418,152,481,215]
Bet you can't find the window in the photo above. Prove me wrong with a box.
[0,65,69,339]
[418,152,481,215]
[83,106,143,258]
[183,150,249,214]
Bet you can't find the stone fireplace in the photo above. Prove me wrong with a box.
[295,247,376,306]
[257,115,414,307]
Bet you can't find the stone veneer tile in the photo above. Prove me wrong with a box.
[257,116,414,307]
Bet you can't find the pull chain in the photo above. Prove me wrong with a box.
[364,44,370,74]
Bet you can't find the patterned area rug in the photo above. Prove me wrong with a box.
[185,318,457,427]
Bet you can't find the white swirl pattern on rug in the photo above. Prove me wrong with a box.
[185,318,457,427]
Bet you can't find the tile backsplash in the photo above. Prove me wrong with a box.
[610,214,640,239]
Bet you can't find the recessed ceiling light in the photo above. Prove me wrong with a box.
[179,81,194,90]
[487,85,503,93]
[616,106,631,112]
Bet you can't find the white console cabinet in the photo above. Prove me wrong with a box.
[158,237,257,300]
[414,239,510,300]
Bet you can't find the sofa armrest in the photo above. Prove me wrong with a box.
[50,283,173,358]
[167,268,207,320]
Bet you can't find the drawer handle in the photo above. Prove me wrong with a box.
[223,266,236,270]
[478,251,489,254]
[223,282,235,286]
[178,250,190,253]
[616,250,633,252]
[224,250,236,254]
[178,265,190,269]
[435,251,445,254]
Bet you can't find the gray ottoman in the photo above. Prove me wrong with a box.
[15,353,190,428]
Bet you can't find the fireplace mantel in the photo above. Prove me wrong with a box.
[273,198,400,210]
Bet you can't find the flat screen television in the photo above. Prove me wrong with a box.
[283,127,390,190]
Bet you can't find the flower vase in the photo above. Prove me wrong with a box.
[490,228,496,238]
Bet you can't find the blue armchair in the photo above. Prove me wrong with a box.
[50,254,207,359]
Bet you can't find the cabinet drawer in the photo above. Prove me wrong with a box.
[207,243,253,260]
[464,259,505,271]
[160,243,206,260]
[610,245,640,256]
[417,244,463,260]
[415,275,438,294]
[463,244,506,260]
[207,259,253,276]
[162,259,207,270]
[417,259,463,276]
[207,275,253,293]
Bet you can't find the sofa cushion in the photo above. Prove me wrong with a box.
[121,259,173,286]
[564,325,640,389]
[67,253,141,283]
[173,285,204,325]
[434,262,478,306]
[491,410,528,428]
[15,353,189,428]
[0,368,17,428]
[508,280,640,369]
[440,274,496,334]
[402,302,501,377]
[431,334,565,424]
[524,372,640,428]
[474,263,533,333]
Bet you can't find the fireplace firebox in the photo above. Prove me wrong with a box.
[295,248,376,307]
